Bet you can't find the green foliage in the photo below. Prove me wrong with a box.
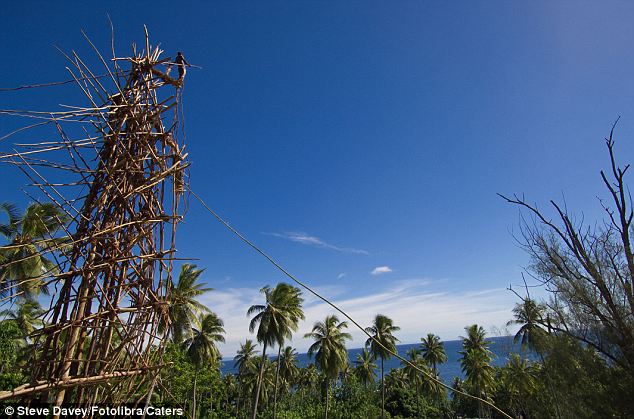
[0,372,25,390]
[278,346,299,392]
[458,325,495,417]
[248,283,305,349]
[0,321,21,367]
[365,314,400,362]
[267,375,386,419]
[333,376,383,418]
[247,283,304,417]
[353,348,377,387]
[234,339,258,373]
[502,138,634,380]
[533,334,625,418]
[162,264,212,343]
[0,320,25,390]
[492,355,540,418]
[156,343,225,417]
[385,387,439,419]
[420,333,447,373]
[451,377,478,417]
[305,315,352,380]
[184,312,225,367]
[365,314,400,418]
[1,169,633,419]
[0,300,44,342]
[0,203,69,299]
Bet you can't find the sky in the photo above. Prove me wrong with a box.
[2,1,634,357]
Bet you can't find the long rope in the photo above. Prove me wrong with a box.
[0,39,510,416]
[0,73,123,92]
[187,188,513,419]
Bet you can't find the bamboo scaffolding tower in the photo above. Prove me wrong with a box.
[0,29,189,407]
[0,26,517,419]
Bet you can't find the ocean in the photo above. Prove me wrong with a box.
[220,336,531,384]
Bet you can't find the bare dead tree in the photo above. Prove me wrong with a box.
[499,120,634,379]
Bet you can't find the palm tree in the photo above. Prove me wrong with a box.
[420,333,447,409]
[403,347,421,375]
[304,314,352,419]
[161,264,212,343]
[402,347,429,417]
[0,203,69,299]
[424,368,444,406]
[507,298,547,353]
[0,299,44,343]
[235,339,259,373]
[338,363,353,383]
[242,355,275,413]
[460,325,494,418]
[385,367,407,392]
[297,363,319,401]
[278,346,299,391]
[420,333,447,374]
[222,374,238,413]
[461,324,492,355]
[247,283,304,419]
[272,287,303,419]
[501,354,538,417]
[508,299,561,419]
[451,376,465,397]
[234,339,258,414]
[183,312,225,418]
[461,349,495,417]
[354,348,377,388]
[0,203,19,238]
[148,264,212,413]
[365,314,400,419]
[450,376,469,414]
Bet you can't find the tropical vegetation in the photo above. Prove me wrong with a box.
[1,135,634,418]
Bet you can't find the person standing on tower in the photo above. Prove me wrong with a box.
[175,52,189,82]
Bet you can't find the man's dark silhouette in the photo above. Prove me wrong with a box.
[175,52,189,81]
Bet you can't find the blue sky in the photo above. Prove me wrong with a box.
[2,1,634,356]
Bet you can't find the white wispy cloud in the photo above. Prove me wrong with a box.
[201,278,516,358]
[264,231,369,255]
[371,266,392,275]
[337,273,346,279]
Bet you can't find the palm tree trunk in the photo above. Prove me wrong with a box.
[193,367,198,419]
[141,375,158,419]
[273,344,282,419]
[416,380,420,419]
[381,357,385,419]
[324,378,329,419]
[142,327,170,418]
[538,352,562,419]
[251,342,267,419]
[432,363,439,410]
[235,392,240,418]
[477,386,485,419]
